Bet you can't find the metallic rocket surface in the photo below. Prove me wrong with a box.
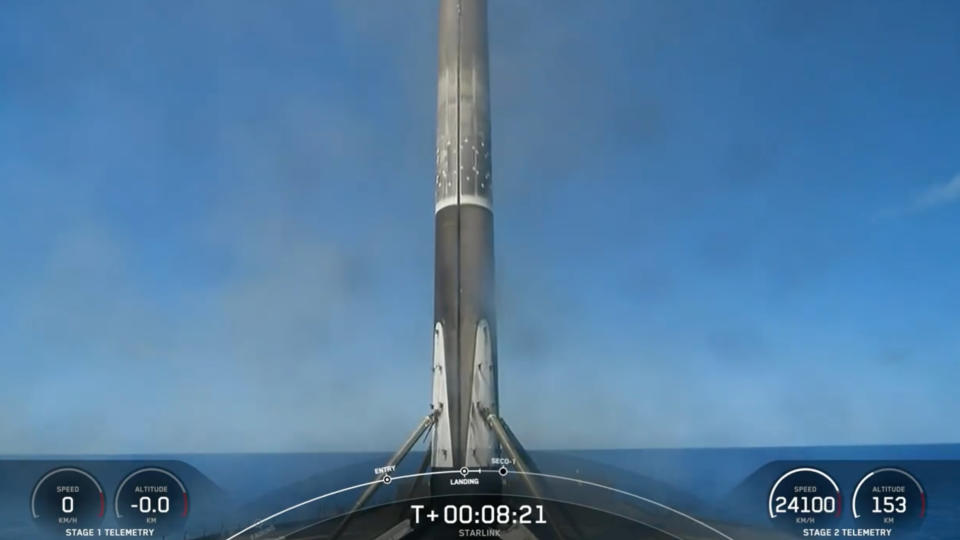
[430,0,500,473]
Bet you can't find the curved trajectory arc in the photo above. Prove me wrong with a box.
[224,469,735,540]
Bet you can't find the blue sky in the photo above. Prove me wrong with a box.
[1,1,958,453]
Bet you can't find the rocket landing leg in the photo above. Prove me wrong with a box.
[329,412,437,540]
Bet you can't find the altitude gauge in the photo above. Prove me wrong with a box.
[115,467,189,535]
[852,468,924,532]
[31,467,105,535]
[768,467,842,532]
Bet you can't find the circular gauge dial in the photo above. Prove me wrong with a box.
[768,467,842,533]
[115,467,189,535]
[31,467,105,535]
[852,468,924,532]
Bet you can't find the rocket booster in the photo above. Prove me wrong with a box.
[430,0,500,473]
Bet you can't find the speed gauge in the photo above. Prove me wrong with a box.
[31,467,105,535]
[768,467,842,533]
